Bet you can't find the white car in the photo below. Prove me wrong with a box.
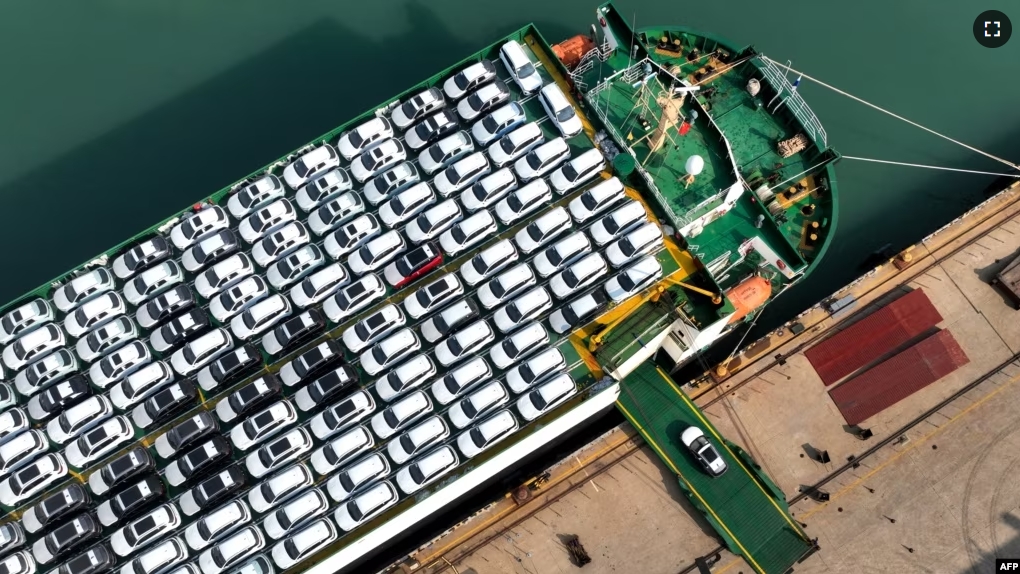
[459,240,517,287]
[588,200,647,246]
[439,211,496,256]
[112,236,171,280]
[493,286,553,333]
[137,286,195,329]
[282,144,340,189]
[477,264,536,310]
[515,208,571,255]
[549,252,608,300]
[342,304,405,354]
[387,416,449,465]
[195,254,254,299]
[0,299,52,346]
[606,222,663,268]
[457,409,519,458]
[289,263,349,308]
[295,169,352,213]
[148,309,208,353]
[209,276,267,323]
[681,426,728,477]
[89,341,151,388]
[322,274,386,323]
[169,207,229,251]
[420,299,478,344]
[46,396,111,444]
[373,355,436,402]
[122,261,184,305]
[403,275,463,320]
[488,121,544,168]
[170,328,232,376]
[52,268,116,313]
[432,152,490,197]
[184,500,250,551]
[309,426,373,476]
[124,538,188,574]
[456,80,510,122]
[391,87,445,129]
[362,163,419,205]
[227,175,284,219]
[251,222,310,267]
[394,446,458,495]
[337,117,393,161]
[76,316,137,362]
[266,245,325,290]
[548,288,609,334]
[350,139,406,183]
[110,361,174,410]
[369,390,432,439]
[506,347,565,392]
[307,192,364,236]
[405,199,463,244]
[278,340,343,388]
[493,179,551,225]
[63,292,125,338]
[238,200,296,244]
[0,453,66,506]
[418,132,473,175]
[333,482,398,532]
[230,295,290,341]
[538,82,582,137]
[248,464,312,513]
[0,409,28,445]
[378,183,435,228]
[567,176,625,222]
[323,214,382,260]
[517,373,576,421]
[308,391,375,441]
[460,168,517,213]
[489,322,548,369]
[271,518,337,569]
[405,109,459,151]
[604,255,662,302]
[360,329,420,376]
[230,401,297,451]
[14,350,78,397]
[448,380,509,429]
[443,59,497,100]
[499,40,543,94]
[110,504,182,557]
[245,428,313,479]
[65,415,132,467]
[549,148,606,194]
[0,430,47,477]
[0,551,32,574]
[347,230,406,275]
[472,102,526,146]
[435,320,494,367]
[430,356,491,405]
[263,488,329,540]
[533,231,591,278]
[325,453,389,503]
[513,137,570,182]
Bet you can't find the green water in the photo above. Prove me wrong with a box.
[1,0,1018,327]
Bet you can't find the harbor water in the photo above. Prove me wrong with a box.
[1,0,1018,329]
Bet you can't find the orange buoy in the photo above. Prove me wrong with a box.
[726,276,772,323]
[553,35,596,69]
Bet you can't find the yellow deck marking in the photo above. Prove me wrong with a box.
[568,334,604,378]
[654,366,808,540]
[616,401,765,574]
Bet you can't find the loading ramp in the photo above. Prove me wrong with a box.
[616,362,813,574]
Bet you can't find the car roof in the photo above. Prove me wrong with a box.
[459,210,494,232]
[407,417,446,443]
[628,255,662,276]
[301,145,335,163]
[353,481,395,508]
[523,347,564,371]
[474,82,506,99]
[452,152,487,172]
[533,137,569,159]
[477,410,516,437]
[347,453,387,478]
[437,132,471,152]
[424,199,460,220]
[494,263,533,286]
[606,200,647,223]
[537,373,574,401]
[393,182,433,204]
[438,299,475,322]
[329,426,372,454]
[625,221,662,244]
[380,329,416,349]
[513,179,550,201]
[367,230,403,251]
[478,168,516,191]
[488,102,524,123]
[513,286,549,308]
[306,263,346,289]
[532,207,570,231]
[569,148,604,169]
[568,252,606,274]
[450,356,489,381]
[393,355,433,380]
[455,320,491,343]
[506,122,542,144]
[509,322,546,344]
[467,380,506,406]
[540,83,571,109]
[478,240,515,263]
[586,176,624,200]
[354,117,389,136]
[414,446,456,474]
[500,41,529,64]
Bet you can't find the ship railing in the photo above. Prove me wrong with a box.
[756,55,828,147]
[569,40,613,78]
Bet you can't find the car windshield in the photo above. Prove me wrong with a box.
[428,146,445,164]
[371,346,390,365]
[560,163,579,182]
[506,194,524,213]
[348,130,365,149]
[356,245,374,263]
[383,409,401,429]
[450,226,468,244]
[529,389,548,411]
[617,273,637,292]
[454,73,469,91]
[446,337,464,357]
[580,193,599,211]
[409,465,427,485]
[619,238,638,257]
[466,93,483,111]
[414,213,433,233]
[461,399,478,420]
[499,136,518,156]
[561,306,579,325]
[562,269,579,288]
[293,159,310,178]
[389,197,407,216]
[506,304,523,323]
[556,106,575,123]
[470,183,490,202]
[526,223,544,242]
[470,427,487,448]
[604,216,622,235]
[518,62,536,77]
[481,115,500,134]
[525,152,543,171]
[416,118,437,140]
[348,500,366,523]
[502,339,520,358]
[445,166,464,185]
[701,444,720,463]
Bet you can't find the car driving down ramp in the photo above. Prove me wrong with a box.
[616,363,813,574]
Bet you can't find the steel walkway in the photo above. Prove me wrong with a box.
[616,362,812,574]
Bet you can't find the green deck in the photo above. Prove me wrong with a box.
[616,363,812,574]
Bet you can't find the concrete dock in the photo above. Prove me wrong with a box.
[386,183,1020,574]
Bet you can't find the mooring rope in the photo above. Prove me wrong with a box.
[842,156,1020,178]
[762,58,1020,172]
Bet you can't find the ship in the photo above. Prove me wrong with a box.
[0,3,837,574]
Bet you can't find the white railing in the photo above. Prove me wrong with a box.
[757,55,828,147]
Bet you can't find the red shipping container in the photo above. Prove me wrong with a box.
[829,330,969,425]
[806,289,942,386]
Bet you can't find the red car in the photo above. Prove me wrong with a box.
[383,242,443,288]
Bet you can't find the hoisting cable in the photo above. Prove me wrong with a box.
[841,156,1020,178]
[762,58,1020,172]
